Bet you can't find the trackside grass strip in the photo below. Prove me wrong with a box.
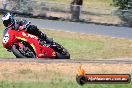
[0,79,131,88]
[42,29,132,60]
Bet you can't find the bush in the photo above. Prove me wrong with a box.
[113,0,132,9]
[113,0,132,24]
[10,0,35,13]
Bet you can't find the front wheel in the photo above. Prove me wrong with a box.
[11,43,36,58]
[50,42,70,59]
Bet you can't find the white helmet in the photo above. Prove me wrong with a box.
[2,13,15,27]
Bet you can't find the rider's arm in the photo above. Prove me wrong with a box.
[16,19,31,31]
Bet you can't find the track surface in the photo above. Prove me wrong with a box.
[21,18,132,40]
[0,59,132,64]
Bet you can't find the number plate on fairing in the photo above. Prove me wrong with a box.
[3,33,9,44]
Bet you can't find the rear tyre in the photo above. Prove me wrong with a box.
[11,43,36,58]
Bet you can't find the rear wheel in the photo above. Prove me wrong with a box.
[11,42,36,58]
[50,42,70,59]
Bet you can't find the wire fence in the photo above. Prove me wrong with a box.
[1,0,131,24]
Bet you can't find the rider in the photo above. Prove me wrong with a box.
[2,13,52,45]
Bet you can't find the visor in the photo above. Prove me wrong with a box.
[3,18,12,27]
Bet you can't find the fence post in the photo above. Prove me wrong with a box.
[71,5,81,21]
[70,0,83,21]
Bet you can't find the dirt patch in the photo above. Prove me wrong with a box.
[0,61,131,81]
[45,12,122,25]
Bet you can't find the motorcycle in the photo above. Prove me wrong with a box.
[2,28,70,59]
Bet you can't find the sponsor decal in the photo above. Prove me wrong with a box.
[22,32,38,40]
[76,65,131,85]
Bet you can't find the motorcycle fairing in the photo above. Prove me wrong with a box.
[3,29,56,58]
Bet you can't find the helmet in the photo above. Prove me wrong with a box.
[2,13,15,28]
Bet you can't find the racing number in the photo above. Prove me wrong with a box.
[3,33,9,44]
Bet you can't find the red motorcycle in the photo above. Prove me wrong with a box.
[2,28,70,59]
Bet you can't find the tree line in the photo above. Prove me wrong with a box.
[113,0,132,25]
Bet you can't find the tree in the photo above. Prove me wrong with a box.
[113,0,132,25]
[113,0,131,9]
[9,0,34,13]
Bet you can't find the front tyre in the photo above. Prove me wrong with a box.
[51,42,70,59]
[11,43,36,58]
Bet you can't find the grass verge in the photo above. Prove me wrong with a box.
[0,60,131,88]
[42,29,132,60]
[0,77,131,88]
[41,0,113,8]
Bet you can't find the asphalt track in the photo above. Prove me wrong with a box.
[24,18,132,40]
[0,17,132,63]
[0,59,132,64]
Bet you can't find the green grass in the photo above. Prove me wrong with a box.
[37,0,114,9]
[0,27,15,58]
[54,37,104,59]
[42,0,113,6]
[0,78,131,88]
[53,0,113,10]
[43,29,132,59]
[0,61,131,88]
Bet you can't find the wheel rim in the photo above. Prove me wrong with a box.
[17,45,35,58]
[51,42,69,55]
